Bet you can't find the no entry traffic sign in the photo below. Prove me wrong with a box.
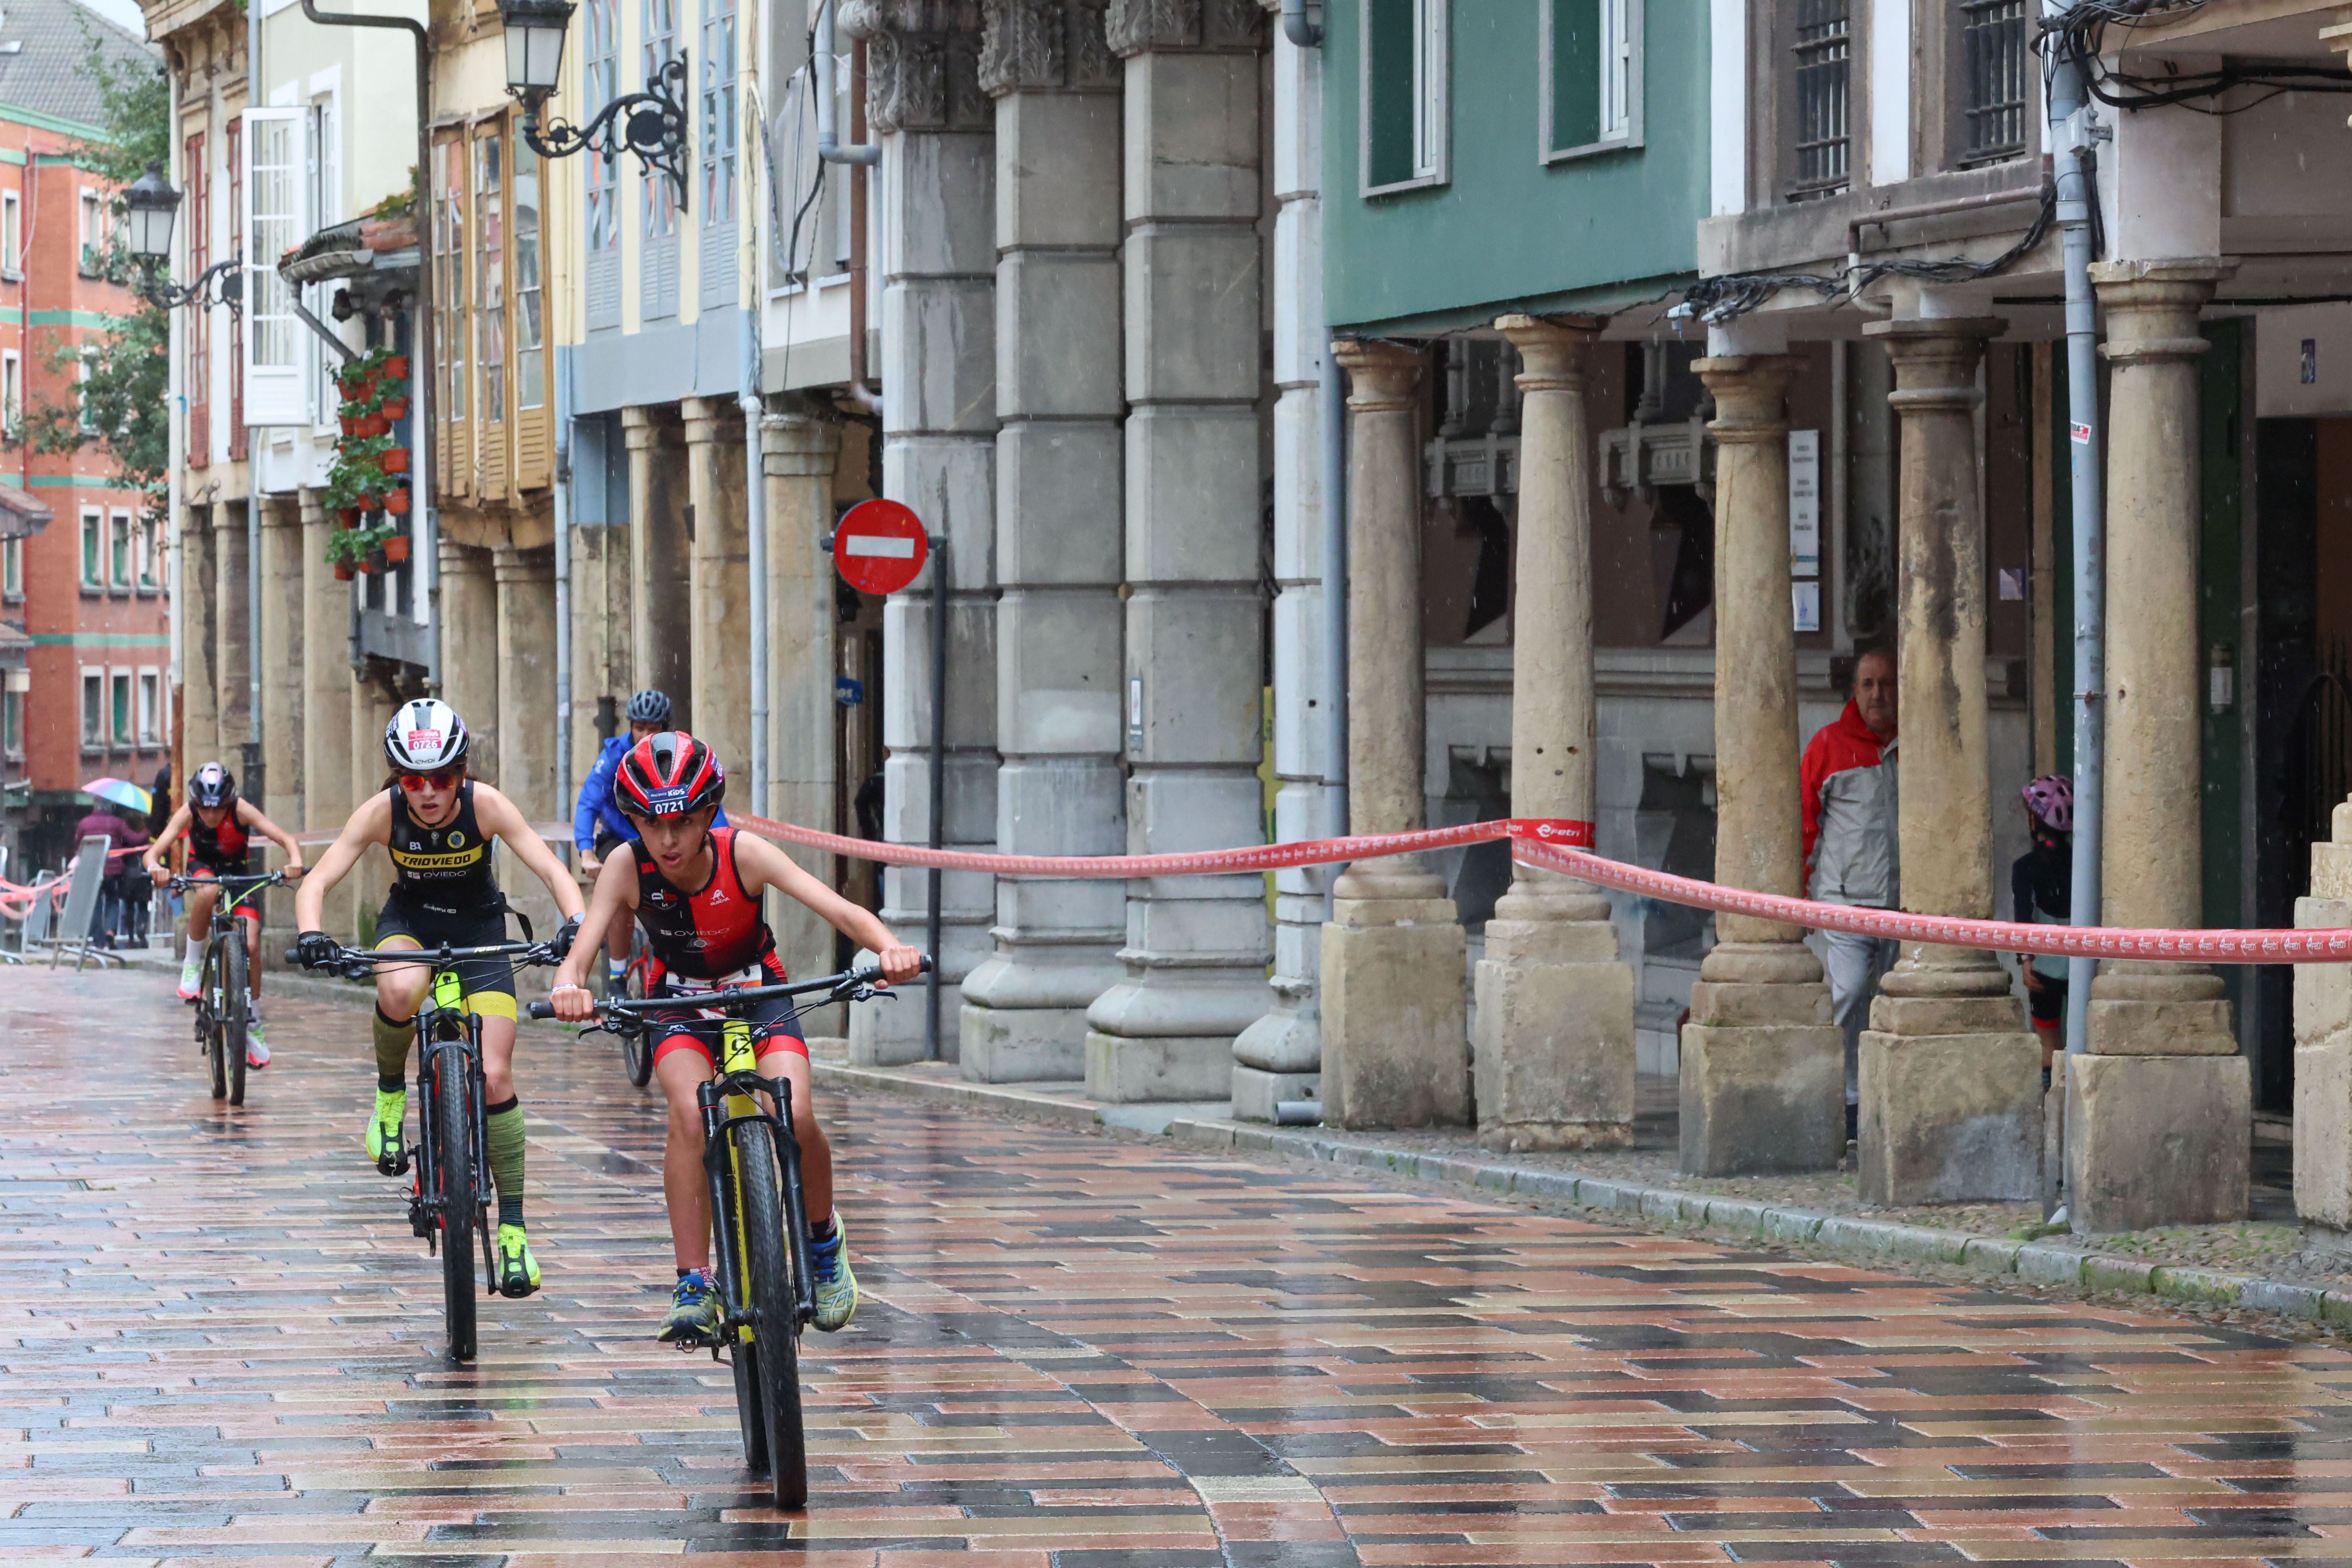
[832,499,929,596]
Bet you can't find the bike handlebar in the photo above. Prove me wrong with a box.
[525,955,933,1021]
[169,869,292,893]
[286,938,562,977]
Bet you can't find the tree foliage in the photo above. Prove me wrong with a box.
[21,24,171,522]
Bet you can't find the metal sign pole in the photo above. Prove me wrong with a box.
[928,533,948,1061]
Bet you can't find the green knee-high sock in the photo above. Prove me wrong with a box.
[485,1097,526,1228]
[372,1006,413,1092]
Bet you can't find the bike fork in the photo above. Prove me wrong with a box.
[774,1078,816,1326]
[698,1082,748,1339]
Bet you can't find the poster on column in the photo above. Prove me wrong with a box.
[1788,430,1820,578]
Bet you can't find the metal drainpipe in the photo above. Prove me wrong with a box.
[1320,343,1347,915]
[742,208,768,816]
[2046,0,2105,1070]
[1281,0,1323,48]
[554,361,573,814]
[814,0,879,168]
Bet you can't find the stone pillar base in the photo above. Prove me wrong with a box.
[1472,914,1634,1151]
[960,1005,1088,1083]
[2086,968,2237,1055]
[1083,1033,1233,1103]
[1232,1064,1318,1122]
[1677,942,1842,1175]
[2068,1052,2251,1232]
[850,982,963,1069]
[1856,1031,2042,1204]
[1320,897,1469,1130]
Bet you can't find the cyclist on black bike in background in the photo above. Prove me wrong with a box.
[548,731,920,1343]
[143,761,305,1068]
[291,699,587,1298]
[574,690,728,992]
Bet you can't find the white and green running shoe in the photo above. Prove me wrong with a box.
[808,1214,857,1332]
[177,949,203,1000]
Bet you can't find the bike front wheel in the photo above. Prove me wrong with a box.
[222,930,249,1108]
[200,943,226,1100]
[621,960,655,1087]
[431,1044,480,1361]
[733,1120,807,1508]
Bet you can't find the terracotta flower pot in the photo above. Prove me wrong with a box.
[379,396,409,421]
[334,560,356,581]
[336,507,362,528]
[378,446,410,474]
[339,414,362,435]
[338,378,368,400]
[381,533,411,564]
[382,355,411,381]
[382,487,411,515]
[364,547,388,574]
[355,413,390,438]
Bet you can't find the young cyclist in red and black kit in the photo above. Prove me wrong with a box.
[547,731,922,1344]
[142,761,305,1066]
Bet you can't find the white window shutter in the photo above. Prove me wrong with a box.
[241,106,307,429]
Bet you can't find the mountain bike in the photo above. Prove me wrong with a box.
[172,870,288,1107]
[530,957,925,1508]
[298,925,560,1363]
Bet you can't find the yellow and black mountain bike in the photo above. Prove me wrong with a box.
[532,958,924,1508]
[302,928,560,1361]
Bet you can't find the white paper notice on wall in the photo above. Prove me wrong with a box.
[1789,429,1821,578]
[1793,580,1821,633]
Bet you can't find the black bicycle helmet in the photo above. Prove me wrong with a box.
[189,761,236,809]
[626,689,673,727]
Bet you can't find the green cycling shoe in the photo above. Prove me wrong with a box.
[365,1088,408,1175]
[808,1214,857,1332]
[496,1224,542,1298]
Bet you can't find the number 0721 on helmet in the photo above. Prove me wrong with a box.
[617,732,727,819]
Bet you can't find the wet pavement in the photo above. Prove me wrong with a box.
[8,969,2352,1565]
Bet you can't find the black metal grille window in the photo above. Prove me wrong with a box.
[1962,0,2029,163]
[1790,0,1851,199]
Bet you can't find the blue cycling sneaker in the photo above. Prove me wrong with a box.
[809,1213,857,1332]
[496,1223,541,1298]
[662,1269,719,1344]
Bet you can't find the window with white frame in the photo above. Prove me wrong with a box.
[700,0,737,224]
[79,667,101,748]
[1,534,18,599]
[109,668,130,747]
[477,131,505,428]
[137,668,159,747]
[1,670,24,759]
[108,510,130,589]
[137,514,159,590]
[241,107,308,425]
[78,509,99,589]
[516,147,544,410]
[2,190,21,276]
[75,349,94,432]
[1543,0,1641,160]
[5,351,22,429]
[79,187,102,272]
[1361,0,1449,195]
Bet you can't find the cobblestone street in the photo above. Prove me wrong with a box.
[9,968,2352,1565]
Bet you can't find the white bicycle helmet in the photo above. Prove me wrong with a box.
[384,698,470,771]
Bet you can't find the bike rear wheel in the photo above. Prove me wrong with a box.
[731,1336,770,1475]
[222,930,249,1108]
[431,1043,480,1361]
[733,1120,807,1508]
[201,942,226,1100]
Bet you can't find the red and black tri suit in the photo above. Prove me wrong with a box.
[186,806,252,877]
[633,825,807,1067]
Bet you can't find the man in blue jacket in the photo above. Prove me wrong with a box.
[574,690,727,985]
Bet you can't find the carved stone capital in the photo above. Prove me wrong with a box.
[840,0,990,131]
[979,0,1117,94]
[1105,0,1264,56]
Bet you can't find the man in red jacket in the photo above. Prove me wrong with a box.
[1800,644,1900,1117]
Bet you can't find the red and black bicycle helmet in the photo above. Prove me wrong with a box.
[616,730,726,820]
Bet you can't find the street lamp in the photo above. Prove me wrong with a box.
[497,0,689,208]
[119,161,242,314]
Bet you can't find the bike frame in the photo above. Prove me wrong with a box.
[409,964,491,1258]
[699,1020,818,1341]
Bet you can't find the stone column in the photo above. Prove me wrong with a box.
[842,0,999,1067]
[2073,259,2249,1232]
[180,505,219,775]
[959,0,1128,1083]
[623,403,692,722]
[495,543,560,940]
[1084,0,1270,1103]
[2297,809,2352,1249]
[1320,340,1467,1129]
[682,396,751,769]
[761,399,844,999]
[350,669,401,923]
[1232,0,1332,1120]
[1677,355,1843,1175]
[436,538,501,785]
[1855,316,2041,1205]
[1469,316,1636,1150]
[213,500,251,774]
[569,520,630,782]
[257,495,305,837]
[300,489,355,936]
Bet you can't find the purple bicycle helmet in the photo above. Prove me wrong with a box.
[2022,775,2073,833]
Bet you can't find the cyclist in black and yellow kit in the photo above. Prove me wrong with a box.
[291,698,586,1297]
